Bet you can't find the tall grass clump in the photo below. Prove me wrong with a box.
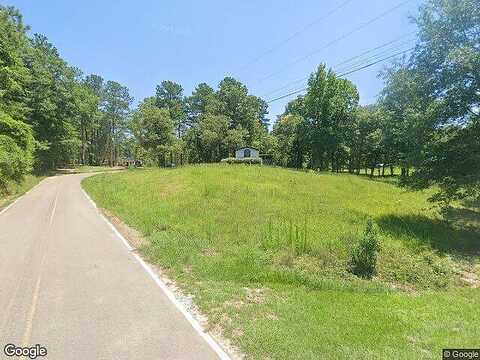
[349,219,381,279]
[261,219,309,255]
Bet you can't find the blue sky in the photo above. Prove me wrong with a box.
[9,0,423,124]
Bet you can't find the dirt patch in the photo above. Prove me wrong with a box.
[390,282,418,294]
[101,209,148,249]
[244,287,267,304]
[224,299,245,309]
[265,313,279,321]
[460,271,480,288]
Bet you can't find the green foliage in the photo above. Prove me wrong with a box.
[349,219,381,279]
[0,174,44,207]
[381,0,480,207]
[305,64,359,170]
[0,6,134,172]
[156,80,187,137]
[136,76,271,166]
[220,157,262,165]
[272,114,308,168]
[0,111,33,152]
[0,135,29,192]
[0,111,33,192]
[0,6,31,121]
[132,98,174,166]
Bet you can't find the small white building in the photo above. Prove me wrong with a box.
[235,147,260,159]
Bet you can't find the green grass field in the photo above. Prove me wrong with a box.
[83,165,480,359]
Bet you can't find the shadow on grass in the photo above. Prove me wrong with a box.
[377,214,480,256]
[444,207,480,230]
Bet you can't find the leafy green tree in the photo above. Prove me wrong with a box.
[383,0,480,207]
[0,6,31,122]
[272,114,309,168]
[132,98,174,166]
[380,65,433,176]
[103,80,133,165]
[284,96,306,118]
[304,64,359,170]
[185,114,230,163]
[186,83,216,125]
[0,111,33,192]
[72,80,101,165]
[24,34,82,171]
[216,77,269,145]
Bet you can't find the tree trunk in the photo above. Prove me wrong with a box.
[80,121,86,165]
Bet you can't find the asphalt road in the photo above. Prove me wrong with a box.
[0,174,222,360]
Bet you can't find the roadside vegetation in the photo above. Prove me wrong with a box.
[0,174,44,209]
[83,165,480,359]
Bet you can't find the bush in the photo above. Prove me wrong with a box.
[0,135,31,193]
[0,112,34,153]
[349,219,381,279]
[0,112,34,193]
[220,157,262,165]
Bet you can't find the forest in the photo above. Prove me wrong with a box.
[0,0,479,210]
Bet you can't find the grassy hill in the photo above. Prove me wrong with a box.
[83,165,480,359]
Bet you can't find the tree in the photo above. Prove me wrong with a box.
[0,111,33,192]
[304,64,359,170]
[185,114,230,163]
[216,77,269,144]
[272,114,309,168]
[393,0,480,206]
[24,34,82,171]
[284,96,306,117]
[0,6,31,122]
[72,80,101,165]
[186,83,216,125]
[133,98,174,166]
[380,64,433,176]
[155,81,187,138]
[103,80,133,166]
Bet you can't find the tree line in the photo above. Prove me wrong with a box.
[0,5,133,191]
[1,0,478,210]
[131,78,272,166]
[272,0,479,208]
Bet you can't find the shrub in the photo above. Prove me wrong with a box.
[220,157,262,165]
[0,112,34,193]
[0,135,30,193]
[349,219,381,279]
[0,112,34,154]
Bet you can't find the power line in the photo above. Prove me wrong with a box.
[334,40,413,73]
[332,37,415,71]
[259,0,413,83]
[266,47,414,104]
[238,0,354,72]
[261,33,415,98]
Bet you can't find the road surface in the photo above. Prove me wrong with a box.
[0,174,222,359]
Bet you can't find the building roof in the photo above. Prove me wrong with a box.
[236,146,259,151]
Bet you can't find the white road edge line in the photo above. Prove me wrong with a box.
[0,178,48,216]
[81,188,231,360]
